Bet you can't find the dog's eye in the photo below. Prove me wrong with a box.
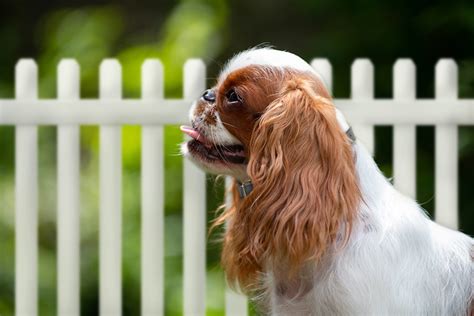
[226,89,242,104]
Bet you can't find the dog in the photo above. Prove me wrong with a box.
[181,47,473,315]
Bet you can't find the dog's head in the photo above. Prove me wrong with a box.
[181,48,328,178]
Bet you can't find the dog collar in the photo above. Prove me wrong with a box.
[346,126,356,143]
[236,127,356,199]
[237,180,253,198]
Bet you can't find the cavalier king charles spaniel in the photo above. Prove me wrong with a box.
[181,48,473,315]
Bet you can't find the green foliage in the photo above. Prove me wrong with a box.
[0,1,231,315]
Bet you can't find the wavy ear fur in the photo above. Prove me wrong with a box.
[218,76,361,291]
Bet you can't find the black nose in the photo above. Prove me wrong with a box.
[202,89,216,102]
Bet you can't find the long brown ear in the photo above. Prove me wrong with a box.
[221,76,361,291]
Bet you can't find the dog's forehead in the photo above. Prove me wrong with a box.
[219,48,320,81]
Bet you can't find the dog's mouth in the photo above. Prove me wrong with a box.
[180,126,247,164]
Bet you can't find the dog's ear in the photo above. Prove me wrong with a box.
[222,76,361,290]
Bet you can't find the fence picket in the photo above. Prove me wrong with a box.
[141,59,164,316]
[57,59,81,316]
[14,59,38,316]
[311,58,333,93]
[351,59,375,155]
[224,176,248,316]
[183,59,207,316]
[99,59,123,316]
[393,60,416,198]
[435,60,458,229]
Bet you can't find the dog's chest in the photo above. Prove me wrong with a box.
[268,271,388,316]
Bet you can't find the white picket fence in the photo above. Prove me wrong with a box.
[0,57,471,316]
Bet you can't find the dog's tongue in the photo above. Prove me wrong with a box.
[180,125,212,147]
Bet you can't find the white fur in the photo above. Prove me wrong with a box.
[268,141,473,315]
[184,102,247,181]
[219,47,319,80]
[188,100,243,146]
[335,108,350,132]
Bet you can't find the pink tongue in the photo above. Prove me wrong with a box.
[180,125,212,147]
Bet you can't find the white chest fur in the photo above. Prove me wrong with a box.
[266,143,473,316]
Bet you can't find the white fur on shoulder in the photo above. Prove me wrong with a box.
[269,141,473,315]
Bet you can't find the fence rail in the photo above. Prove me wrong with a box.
[0,57,471,316]
[1,99,474,125]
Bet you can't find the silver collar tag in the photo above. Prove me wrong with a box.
[237,180,253,198]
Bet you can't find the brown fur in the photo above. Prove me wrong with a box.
[195,101,207,116]
[212,68,361,292]
[216,66,331,148]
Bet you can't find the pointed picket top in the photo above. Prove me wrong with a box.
[15,59,38,99]
[184,59,206,99]
[311,58,333,93]
[435,59,458,99]
[393,59,416,99]
[99,59,122,99]
[351,59,374,99]
[141,59,164,99]
[58,59,80,99]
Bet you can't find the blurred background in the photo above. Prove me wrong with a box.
[0,0,473,315]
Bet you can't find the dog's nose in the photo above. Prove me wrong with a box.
[202,89,216,102]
